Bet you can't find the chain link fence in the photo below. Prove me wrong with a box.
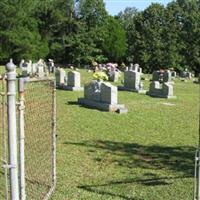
[22,78,56,200]
[0,63,56,200]
[0,76,9,200]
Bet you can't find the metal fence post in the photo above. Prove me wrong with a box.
[52,80,57,189]
[6,60,20,200]
[19,78,26,200]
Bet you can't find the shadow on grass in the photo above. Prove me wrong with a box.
[67,101,79,105]
[78,185,142,200]
[64,140,195,199]
[79,174,187,188]
[64,140,195,176]
[78,175,186,200]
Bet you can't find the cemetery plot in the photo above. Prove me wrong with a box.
[52,69,198,200]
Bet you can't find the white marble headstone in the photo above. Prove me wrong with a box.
[67,71,81,87]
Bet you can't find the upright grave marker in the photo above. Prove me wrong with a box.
[78,81,127,113]
[180,70,192,81]
[118,64,145,93]
[65,71,83,91]
[21,60,32,77]
[55,68,66,88]
[55,69,83,91]
[147,70,176,98]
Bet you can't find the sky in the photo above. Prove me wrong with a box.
[104,0,173,16]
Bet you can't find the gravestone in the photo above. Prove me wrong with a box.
[37,65,45,78]
[21,63,29,77]
[152,70,172,83]
[32,63,37,75]
[138,67,142,74]
[163,70,172,82]
[108,71,119,82]
[132,63,139,72]
[27,60,32,74]
[171,71,177,79]
[55,68,66,87]
[163,82,173,97]
[21,60,32,77]
[152,71,161,82]
[179,68,193,82]
[129,63,134,71]
[78,81,127,113]
[84,80,101,101]
[55,70,83,91]
[36,59,48,78]
[118,67,145,93]
[129,63,142,73]
[193,75,200,84]
[147,70,176,98]
[64,71,83,91]
[48,59,55,73]
[19,59,25,69]
[180,70,192,80]
[101,82,117,104]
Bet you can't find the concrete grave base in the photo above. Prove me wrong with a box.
[56,85,83,91]
[63,85,83,91]
[180,78,187,82]
[116,107,128,114]
[78,98,127,113]
[118,86,146,94]
[146,92,176,99]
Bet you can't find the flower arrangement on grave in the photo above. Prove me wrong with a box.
[93,71,108,81]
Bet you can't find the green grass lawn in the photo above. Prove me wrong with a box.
[0,67,198,199]
[0,66,5,74]
[51,69,199,200]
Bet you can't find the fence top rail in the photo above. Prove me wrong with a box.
[19,77,55,92]
[25,77,55,83]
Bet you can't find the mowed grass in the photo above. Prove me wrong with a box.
[0,66,5,74]
[52,69,199,200]
[0,66,199,199]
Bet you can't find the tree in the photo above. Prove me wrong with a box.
[0,0,49,63]
[65,0,109,65]
[47,0,109,65]
[102,17,127,62]
[76,0,108,28]
[161,1,185,71]
[118,7,138,63]
[176,0,200,73]
[0,0,199,72]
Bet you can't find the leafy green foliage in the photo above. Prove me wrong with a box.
[102,17,127,62]
[0,0,49,63]
[77,0,108,28]
[118,0,200,73]
[0,0,199,73]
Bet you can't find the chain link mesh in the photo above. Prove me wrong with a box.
[0,76,9,200]
[23,79,55,200]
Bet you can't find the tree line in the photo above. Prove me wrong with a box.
[0,0,199,73]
